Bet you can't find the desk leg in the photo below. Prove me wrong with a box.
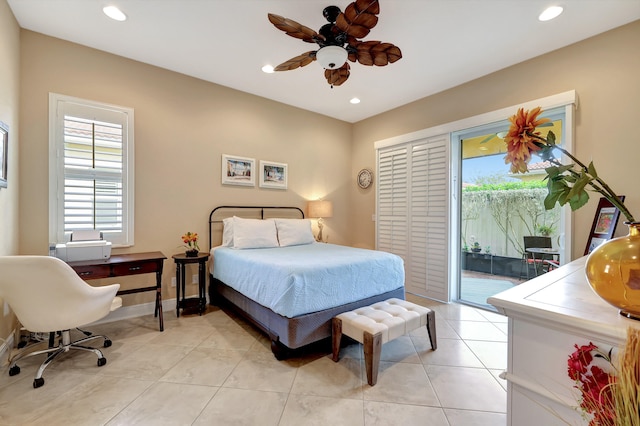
[155,270,164,332]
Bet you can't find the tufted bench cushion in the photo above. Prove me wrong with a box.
[332,298,437,386]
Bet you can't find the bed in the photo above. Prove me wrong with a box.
[208,205,405,359]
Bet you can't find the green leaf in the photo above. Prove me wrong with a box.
[587,161,598,178]
[568,189,590,211]
[546,130,556,145]
[546,164,573,178]
[566,173,592,201]
[545,178,569,210]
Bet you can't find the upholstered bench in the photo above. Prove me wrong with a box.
[332,298,437,386]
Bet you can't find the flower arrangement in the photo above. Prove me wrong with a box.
[567,328,640,426]
[568,342,616,425]
[181,231,200,253]
[504,107,635,223]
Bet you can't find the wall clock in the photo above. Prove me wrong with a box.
[357,168,373,189]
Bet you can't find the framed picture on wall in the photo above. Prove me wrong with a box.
[0,121,8,189]
[259,160,288,189]
[221,154,255,186]
[584,196,625,255]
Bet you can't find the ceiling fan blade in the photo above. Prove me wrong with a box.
[274,51,317,71]
[335,0,379,39]
[354,40,402,66]
[268,13,324,44]
[354,0,380,15]
[324,62,350,86]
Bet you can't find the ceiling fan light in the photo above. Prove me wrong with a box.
[316,46,347,70]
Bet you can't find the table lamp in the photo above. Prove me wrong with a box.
[308,200,333,242]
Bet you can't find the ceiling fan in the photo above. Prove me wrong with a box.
[267,0,402,87]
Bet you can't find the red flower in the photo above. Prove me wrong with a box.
[567,342,597,380]
[567,342,617,425]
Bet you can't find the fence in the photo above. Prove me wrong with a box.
[462,187,560,258]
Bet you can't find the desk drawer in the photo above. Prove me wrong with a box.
[74,264,112,279]
[113,261,159,276]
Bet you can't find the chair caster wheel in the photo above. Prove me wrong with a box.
[103,339,112,348]
[9,365,20,376]
[33,378,44,388]
[97,357,107,367]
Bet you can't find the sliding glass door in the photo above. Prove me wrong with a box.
[455,109,566,308]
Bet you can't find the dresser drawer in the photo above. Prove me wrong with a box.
[73,264,112,279]
[112,261,159,276]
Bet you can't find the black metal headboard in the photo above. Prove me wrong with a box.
[208,205,305,249]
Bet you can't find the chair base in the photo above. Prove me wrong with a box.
[8,329,111,388]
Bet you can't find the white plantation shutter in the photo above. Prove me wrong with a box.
[49,94,134,246]
[377,146,408,258]
[377,135,449,302]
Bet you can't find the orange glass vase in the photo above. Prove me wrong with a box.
[585,222,640,320]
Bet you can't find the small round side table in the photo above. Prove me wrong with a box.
[172,252,210,317]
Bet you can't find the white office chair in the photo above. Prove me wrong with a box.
[0,256,122,388]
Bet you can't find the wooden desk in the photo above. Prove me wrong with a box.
[67,251,167,331]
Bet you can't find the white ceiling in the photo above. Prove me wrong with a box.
[7,0,640,123]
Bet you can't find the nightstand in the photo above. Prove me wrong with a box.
[172,252,209,317]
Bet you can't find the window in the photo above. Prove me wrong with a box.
[49,94,134,246]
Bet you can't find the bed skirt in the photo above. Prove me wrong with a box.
[209,276,405,359]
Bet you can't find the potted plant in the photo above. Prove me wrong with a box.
[471,242,482,253]
[537,224,555,237]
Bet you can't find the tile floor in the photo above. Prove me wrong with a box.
[0,295,507,425]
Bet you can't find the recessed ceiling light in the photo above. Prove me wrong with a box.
[350,97,361,104]
[539,6,563,22]
[261,65,275,74]
[103,6,127,22]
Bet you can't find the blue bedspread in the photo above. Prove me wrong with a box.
[211,243,404,318]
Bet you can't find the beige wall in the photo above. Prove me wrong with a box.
[0,0,21,342]
[351,20,640,259]
[0,0,20,255]
[18,30,352,304]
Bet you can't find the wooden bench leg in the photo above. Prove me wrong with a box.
[363,331,382,386]
[332,317,342,362]
[426,310,437,350]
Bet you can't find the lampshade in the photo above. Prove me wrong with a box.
[316,46,347,70]
[308,200,333,218]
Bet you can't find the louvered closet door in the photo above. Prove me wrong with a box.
[377,146,409,259]
[377,135,449,302]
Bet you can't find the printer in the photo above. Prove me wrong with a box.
[55,230,112,262]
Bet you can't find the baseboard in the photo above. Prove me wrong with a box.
[90,298,177,325]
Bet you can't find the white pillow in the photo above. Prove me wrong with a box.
[275,219,315,247]
[222,217,234,247]
[232,217,279,249]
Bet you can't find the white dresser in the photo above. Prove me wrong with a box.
[488,256,640,426]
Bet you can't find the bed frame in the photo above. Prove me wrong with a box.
[208,205,405,359]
